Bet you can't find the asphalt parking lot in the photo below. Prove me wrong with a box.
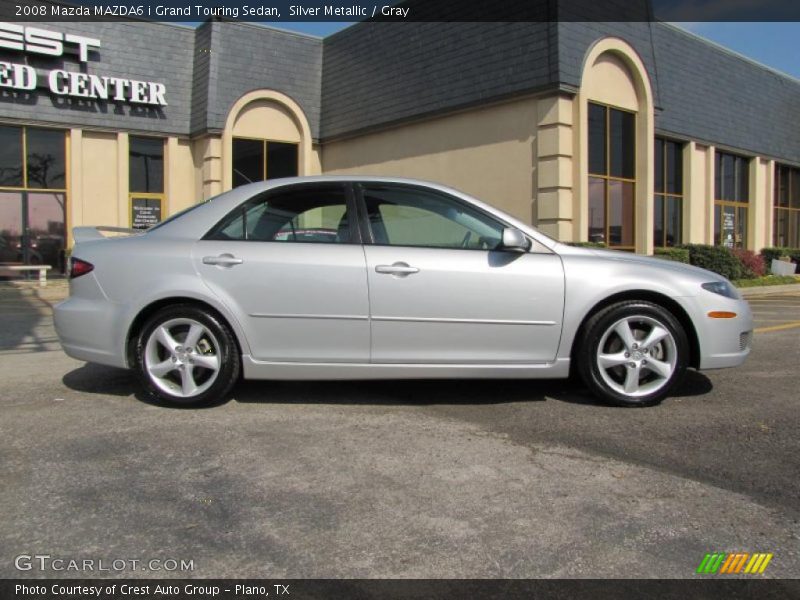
[0,283,798,578]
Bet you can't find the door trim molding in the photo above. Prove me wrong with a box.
[372,316,557,326]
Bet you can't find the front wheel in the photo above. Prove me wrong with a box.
[135,304,240,407]
[577,301,689,407]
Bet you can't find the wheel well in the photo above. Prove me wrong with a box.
[570,291,701,369]
[125,297,242,368]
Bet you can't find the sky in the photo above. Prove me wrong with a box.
[270,21,800,81]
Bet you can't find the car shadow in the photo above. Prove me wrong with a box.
[62,363,714,409]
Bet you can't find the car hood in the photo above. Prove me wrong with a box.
[555,244,727,282]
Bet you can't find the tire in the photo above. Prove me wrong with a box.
[577,300,689,407]
[135,304,240,407]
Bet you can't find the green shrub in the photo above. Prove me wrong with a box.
[653,247,690,263]
[566,241,606,248]
[677,244,745,280]
[760,247,800,266]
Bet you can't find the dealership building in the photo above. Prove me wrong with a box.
[1,9,800,270]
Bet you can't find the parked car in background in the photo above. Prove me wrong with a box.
[54,177,752,407]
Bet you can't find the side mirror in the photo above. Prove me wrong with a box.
[499,227,531,252]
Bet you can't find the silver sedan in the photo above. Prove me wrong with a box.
[54,177,753,407]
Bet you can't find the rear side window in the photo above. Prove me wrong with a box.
[206,185,354,244]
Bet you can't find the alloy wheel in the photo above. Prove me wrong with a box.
[595,315,678,398]
[144,318,222,398]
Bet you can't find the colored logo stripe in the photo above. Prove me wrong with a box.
[697,552,773,575]
[744,553,773,574]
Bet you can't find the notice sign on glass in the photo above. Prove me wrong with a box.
[131,197,162,229]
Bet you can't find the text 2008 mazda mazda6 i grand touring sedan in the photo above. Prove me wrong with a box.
[54,177,753,408]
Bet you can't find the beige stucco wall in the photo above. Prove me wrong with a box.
[193,135,223,200]
[74,131,120,228]
[231,100,303,143]
[536,95,575,240]
[66,129,198,240]
[581,53,639,112]
[684,142,711,244]
[322,98,540,224]
[166,137,197,213]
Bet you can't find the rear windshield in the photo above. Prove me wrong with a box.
[147,201,207,232]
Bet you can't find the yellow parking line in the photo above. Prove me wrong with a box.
[755,321,800,333]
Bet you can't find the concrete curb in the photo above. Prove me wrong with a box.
[738,283,800,297]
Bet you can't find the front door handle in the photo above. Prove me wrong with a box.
[375,262,419,276]
[203,254,243,267]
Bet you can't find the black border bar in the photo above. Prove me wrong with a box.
[3,579,800,600]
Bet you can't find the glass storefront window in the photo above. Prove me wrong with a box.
[129,137,165,230]
[267,142,299,180]
[26,128,66,190]
[0,128,67,273]
[588,177,606,244]
[0,127,24,188]
[714,151,749,248]
[654,137,684,247]
[129,137,164,194]
[232,138,264,187]
[232,137,299,188]
[774,164,800,247]
[587,102,636,249]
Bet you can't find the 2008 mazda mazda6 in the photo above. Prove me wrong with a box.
[54,177,753,407]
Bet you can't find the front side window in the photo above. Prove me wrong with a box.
[207,184,351,244]
[654,138,684,247]
[774,164,800,248]
[714,151,749,248]
[359,184,504,250]
[129,136,165,230]
[232,138,299,187]
[588,102,636,249]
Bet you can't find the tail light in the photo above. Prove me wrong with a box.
[69,257,94,279]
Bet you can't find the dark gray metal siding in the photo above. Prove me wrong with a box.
[0,16,797,164]
[320,21,557,140]
[190,22,213,135]
[0,21,195,136]
[0,20,323,139]
[196,22,323,138]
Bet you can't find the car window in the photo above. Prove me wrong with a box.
[207,185,353,244]
[361,184,504,250]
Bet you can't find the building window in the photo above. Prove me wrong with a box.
[714,151,749,248]
[588,102,636,249]
[654,138,683,247]
[232,138,298,188]
[129,136,165,230]
[0,125,67,272]
[774,164,800,248]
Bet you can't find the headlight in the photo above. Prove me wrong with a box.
[702,281,740,299]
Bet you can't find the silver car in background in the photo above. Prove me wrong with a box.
[54,177,753,407]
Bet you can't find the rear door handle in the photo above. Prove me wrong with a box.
[375,262,419,276]
[203,254,243,267]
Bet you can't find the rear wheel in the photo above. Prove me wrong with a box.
[135,304,239,407]
[577,301,688,407]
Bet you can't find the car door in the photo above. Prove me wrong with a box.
[356,182,565,364]
[193,182,370,363]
